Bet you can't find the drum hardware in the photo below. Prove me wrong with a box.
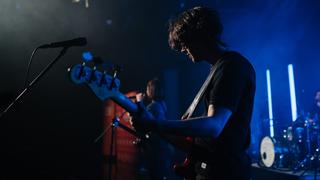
[293,118,320,176]
[293,148,319,175]
[259,112,320,170]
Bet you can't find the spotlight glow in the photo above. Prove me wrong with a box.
[288,64,297,122]
[266,69,274,137]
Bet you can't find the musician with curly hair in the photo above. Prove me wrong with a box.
[133,6,256,180]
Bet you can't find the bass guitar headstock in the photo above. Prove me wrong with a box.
[68,59,121,101]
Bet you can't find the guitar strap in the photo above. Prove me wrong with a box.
[182,53,230,119]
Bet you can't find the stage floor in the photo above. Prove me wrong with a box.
[252,163,320,180]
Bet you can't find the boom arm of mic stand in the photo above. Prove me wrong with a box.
[116,121,140,138]
[94,116,140,143]
[0,47,69,119]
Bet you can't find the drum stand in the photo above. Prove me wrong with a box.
[293,149,319,180]
[293,121,320,179]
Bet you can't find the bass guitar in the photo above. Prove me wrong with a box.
[68,61,197,179]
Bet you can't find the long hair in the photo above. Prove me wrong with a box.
[147,78,165,101]
[168,6,226,51]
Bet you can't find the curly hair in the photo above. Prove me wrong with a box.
[168,6,225,51]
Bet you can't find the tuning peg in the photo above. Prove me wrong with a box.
[112,65,123,78]
[77,62,86,79]
[114,65,123,72]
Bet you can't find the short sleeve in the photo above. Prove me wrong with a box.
[209,59,248,112]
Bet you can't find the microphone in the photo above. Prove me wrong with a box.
[39,37,87,49]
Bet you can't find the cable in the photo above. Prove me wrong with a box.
[23,46,40,88]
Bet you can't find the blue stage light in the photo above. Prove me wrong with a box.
[82,51,93,62]
[266,69,274,137]
[288,64,297,122]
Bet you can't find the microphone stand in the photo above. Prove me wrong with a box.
[0,47,69,119]
[94,111,143,180]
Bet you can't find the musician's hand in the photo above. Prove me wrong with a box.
[135,93,145,102]
[181,113,188,120]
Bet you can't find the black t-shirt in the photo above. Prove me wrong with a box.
[194,51,256,180]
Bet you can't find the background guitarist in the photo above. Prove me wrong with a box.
[135,78,175,180]
[132,6,256,180]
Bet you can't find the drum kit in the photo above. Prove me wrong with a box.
[260,113,320,173]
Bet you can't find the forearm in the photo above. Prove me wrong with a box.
[134,103,231,140]
[155,108,232,138]
[156,116,221,138]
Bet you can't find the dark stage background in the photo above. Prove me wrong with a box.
[0,0,320,179]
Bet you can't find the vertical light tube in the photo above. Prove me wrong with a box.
[266,69,274,137]
[288,64,297,122]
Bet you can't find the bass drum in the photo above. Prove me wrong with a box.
[260,136,297,168]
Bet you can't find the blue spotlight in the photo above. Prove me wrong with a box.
[288,64,297,122]
[266,69,274,137]
[82,51,93,62]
